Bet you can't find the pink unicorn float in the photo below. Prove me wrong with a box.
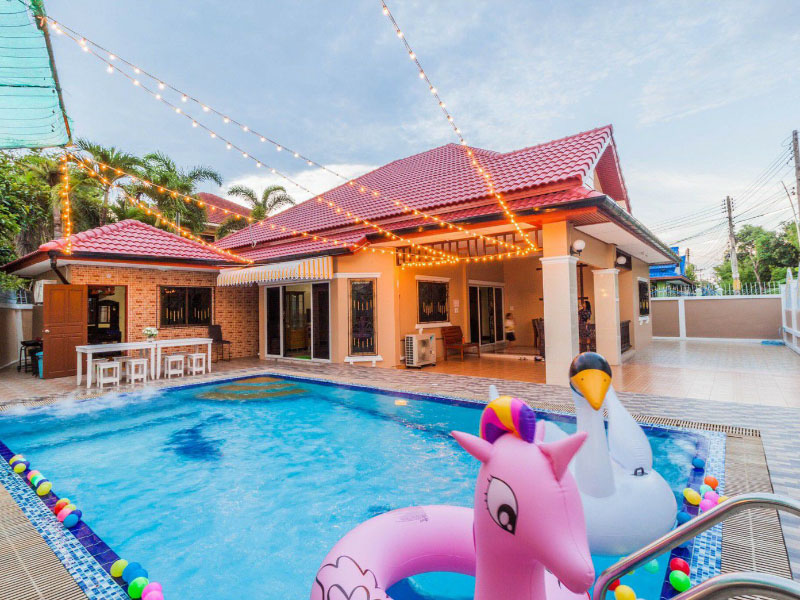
[310,396,594,600]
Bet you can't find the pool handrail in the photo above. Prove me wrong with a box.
[592,492,800,600]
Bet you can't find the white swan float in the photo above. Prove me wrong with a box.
[510,352,677,556]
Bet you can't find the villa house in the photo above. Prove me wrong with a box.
[2,125,677,385]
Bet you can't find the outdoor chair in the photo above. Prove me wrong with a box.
[209,324,231,362]
[126,358,149,384]
[441,325,480,361]
[95,361,121,389]
[186,353,207,376]
[163,354,185,379]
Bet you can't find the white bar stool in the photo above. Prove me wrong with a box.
[96,361,121,388]
[163,354,185,379]
[185,353,206,376]
[126,358,149,384]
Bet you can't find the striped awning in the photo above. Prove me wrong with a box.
[216,256,333,287]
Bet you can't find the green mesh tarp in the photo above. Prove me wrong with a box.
[0,0,70,149]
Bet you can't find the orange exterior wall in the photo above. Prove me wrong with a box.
[67,265,259,358]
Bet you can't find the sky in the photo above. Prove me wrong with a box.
[43,0,800,276]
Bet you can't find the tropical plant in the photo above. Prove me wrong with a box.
[75,139,142,226]
[714,223,800,285]
[131,152,222,235]
[217,184,295,239]
[0,151,104,257]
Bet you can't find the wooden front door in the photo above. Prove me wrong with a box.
[43,284,87,379]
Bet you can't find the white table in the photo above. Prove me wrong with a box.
[76,341,157,388]
[154,338,212,379]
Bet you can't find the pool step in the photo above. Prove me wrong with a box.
[198,382,306,401]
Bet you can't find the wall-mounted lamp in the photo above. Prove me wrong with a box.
[571,239,586,257]
[616,255,628,266]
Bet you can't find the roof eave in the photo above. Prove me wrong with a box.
[248,245,355,265]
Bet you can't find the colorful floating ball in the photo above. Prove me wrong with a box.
[669,570,691,592]
[142,593,163,600]
[608,579,620,591]
[56,504,76,522]
[53,498,70,514]
[704,491,719,504]
[62,509,82,528]
[691,457,705,469]
[643,559,659,574]
[128,576,149,599]
[669,558,690,575]
[141,582,162,600]
[30,473,45,487]
[35,480,52,496]
[614,584,636,600]
[26,469,41,483]
[677,511,692,525]
[682,488,701,505]
[699,498,716,512]
[122,562,148,584]
[704,475,718,489]
[12,460,29,474]
[8,454,24,465]
[699,484,713,497]
[110,559,129,578]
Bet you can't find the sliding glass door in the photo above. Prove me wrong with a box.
[468,284,504,345]
[263,282,330,360]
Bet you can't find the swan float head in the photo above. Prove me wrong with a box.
[569,352,612,410]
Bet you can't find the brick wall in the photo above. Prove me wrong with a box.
[68,265,259,358]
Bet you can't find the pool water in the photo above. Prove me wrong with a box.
[0,376,701,599]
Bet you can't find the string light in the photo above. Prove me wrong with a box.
[379,1,539,252]
[59,155,72,254]
[67,153,404,261]
[43,16,522,256]
[69,157,253,264]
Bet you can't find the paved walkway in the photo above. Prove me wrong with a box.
[427,340,800,407]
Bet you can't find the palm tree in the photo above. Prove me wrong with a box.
[216,184,295,239]
[75,139,142,226]
[132,152,222,235]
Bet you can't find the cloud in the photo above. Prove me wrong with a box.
[219,163,379,207]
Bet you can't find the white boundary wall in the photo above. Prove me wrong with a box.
[781,269,800,354]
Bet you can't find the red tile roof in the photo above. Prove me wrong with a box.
[218,126,618,250]
[236,230,369,262]
[197,192,251,225]
[39,220,240,263]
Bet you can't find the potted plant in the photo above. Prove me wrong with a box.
[143,326,159,341]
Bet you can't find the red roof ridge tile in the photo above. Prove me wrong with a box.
[197,192,251,216]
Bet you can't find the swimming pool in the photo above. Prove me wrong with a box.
[0,375,720,599]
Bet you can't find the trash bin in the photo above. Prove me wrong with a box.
[36,351,43,379]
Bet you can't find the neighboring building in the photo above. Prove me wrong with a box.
[3,125,677,385]
[650,246,694,295]
[196,192,251,242]
[2,220,257,378]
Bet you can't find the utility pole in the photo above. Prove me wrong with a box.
[724,196,740,294]
[781,180,800,256]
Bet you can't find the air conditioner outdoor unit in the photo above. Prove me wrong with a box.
[404,333,436,368]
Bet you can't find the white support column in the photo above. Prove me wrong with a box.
[592,268,621,365]
[541,255,579,386]
[678,297,687,339]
